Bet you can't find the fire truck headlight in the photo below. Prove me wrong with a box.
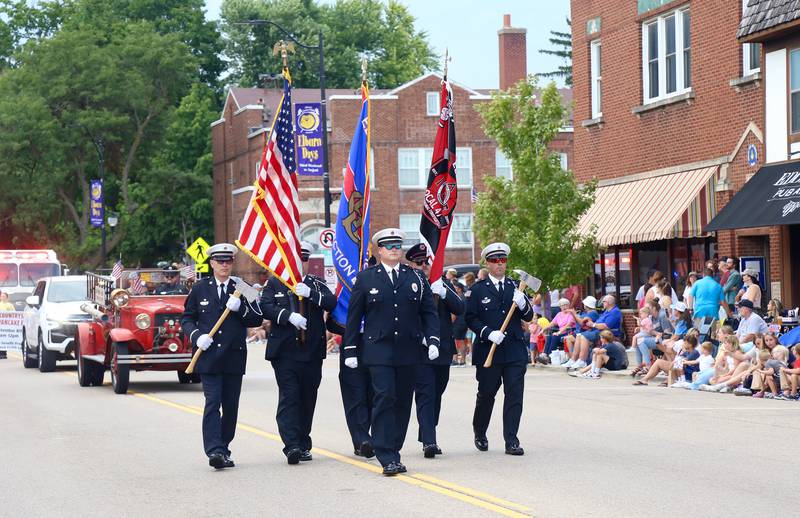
[135,313,151,330]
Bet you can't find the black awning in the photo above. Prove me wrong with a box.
[705,160,800,231]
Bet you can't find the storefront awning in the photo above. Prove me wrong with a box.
[579,166,718,247]
[705,161,800,231]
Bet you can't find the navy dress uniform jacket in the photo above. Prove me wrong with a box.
[181,277,264,375]
[408,270,465,365]
[465,277,534,366]
[344,264,440,366]
[260,274,337,362]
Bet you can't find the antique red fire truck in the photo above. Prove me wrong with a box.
[74,270,199,394]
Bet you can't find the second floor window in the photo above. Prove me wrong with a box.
[791,49,800,134]
[643,7,691,103]
[426,92,440,116]
[590,39,602,118]
[397,147,472,188]
[495,149,513,180]
[742,0,761,76]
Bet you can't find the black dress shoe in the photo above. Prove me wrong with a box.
[474,437,489,452]
[208,453,226,470]
[423,444,438,458]
[223,455,235,468]
[434,445,442,455]
[286,448,302,465]
[382,462,400,476]
[505,445,525,456]
[359,441,375,458]
[299,450,313,462]
[396,462,407,473]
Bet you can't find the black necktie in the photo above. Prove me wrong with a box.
[498,281,504,298]
[391,269,398,286]
[219,282,226,303]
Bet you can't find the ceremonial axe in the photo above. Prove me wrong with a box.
[484,269,541,368]
[185,277,261,374]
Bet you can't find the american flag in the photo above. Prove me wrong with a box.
[471,186,478,203]
[181,264,196,282]
[111,259,123,280]
[236,69,303,289]
[129,271,145,294]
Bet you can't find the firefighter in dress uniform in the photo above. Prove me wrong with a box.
[465,242,533,456]
[260,241,337,465]
[181,243,264,469]
[154,265,188,295]
[405,243,464,458]
[344,228,440,476]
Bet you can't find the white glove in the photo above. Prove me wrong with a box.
[428,344,440,360]
[294,282,311,298]
[288,312,308,330]
[344,357,358,369]
[197,334,213,351]
[430,279,447,298]
[512,290,527,310]
[225,296,241,312]
[488,330,506,345]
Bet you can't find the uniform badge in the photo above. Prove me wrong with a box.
[481,297,491,304]
[369,288,379,295]
[465,291,471,298]
[275,292,285,298]
[412,283,418,293]
[200,299,209,306]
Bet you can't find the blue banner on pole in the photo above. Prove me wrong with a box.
[90,179,104,228]
[295,102,324,176]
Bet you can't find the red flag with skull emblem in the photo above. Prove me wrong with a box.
[419,78,457,282]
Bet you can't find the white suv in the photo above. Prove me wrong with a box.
[21,275,92,372]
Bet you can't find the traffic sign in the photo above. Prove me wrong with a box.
[195,263,209,273]
[186,237,210,263]
[319,228,335,249]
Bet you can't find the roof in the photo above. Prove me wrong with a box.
[738,0,800,40]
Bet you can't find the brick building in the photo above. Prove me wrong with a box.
[572,0,772,315]
[212,15,573,281]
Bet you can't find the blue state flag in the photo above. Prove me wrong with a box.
[331,83,371,325]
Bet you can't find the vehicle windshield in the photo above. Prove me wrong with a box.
[0,264,18,287]
[19,263,60,287]
[121,270,189,295]
[47,280,87,303]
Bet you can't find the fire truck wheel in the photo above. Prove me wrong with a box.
[38,332,56,373]
[76,342,104,387]
[110,342,130,395]
[21,331,37,369]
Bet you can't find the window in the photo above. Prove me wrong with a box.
[426,92,440,116]
[642,8,691,103]
[495,149,513,180]
[559,153,568,171]
[791,49,800,133]
[398,214,421,247]
[446,214,473,248]
[742,0,761,76]
[397,147,472,188]
[590,39,602,118]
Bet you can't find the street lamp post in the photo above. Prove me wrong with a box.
[236,20,333,228]
[97,137,106,267]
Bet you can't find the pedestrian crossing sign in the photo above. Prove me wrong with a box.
[186,237,210,263]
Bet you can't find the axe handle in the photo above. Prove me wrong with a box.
[483,281,528,368]
[185,290,242,375]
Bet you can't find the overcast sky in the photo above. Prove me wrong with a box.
[204,0,572,89]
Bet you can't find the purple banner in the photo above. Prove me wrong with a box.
[90,179,104,228]
[295,102,324,176]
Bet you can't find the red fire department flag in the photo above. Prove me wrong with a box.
[419,78,457,281]
[236,69,303,289]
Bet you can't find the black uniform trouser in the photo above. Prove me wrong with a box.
[415,364,451,445]
[338,355,373,449]
[201,373,243,457]
[472,362,526,447]
[271,357,323,454]
[369,365,415,467]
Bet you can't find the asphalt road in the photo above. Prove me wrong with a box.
[2,346,799,518]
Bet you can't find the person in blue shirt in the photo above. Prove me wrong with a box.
[569,295,622,368]
[691,267,732,328]
[563,295,600,369]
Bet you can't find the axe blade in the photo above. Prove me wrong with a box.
[514,269,542,292]
[230,277,261,303]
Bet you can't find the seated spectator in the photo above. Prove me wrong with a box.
[570,295,622,368]
[632,306,656,353]
[753,345,789,399]
[765,298,784,324]
[631,300,674,375]
[563,296,599,368]
[698,335,750,392]
[633,334,699,386]
[569,330,628,379]
[675,333,745,391]
[780,344,800,400]
[671,341,715,388]
[735,299,768,351]
[543,298,577,356]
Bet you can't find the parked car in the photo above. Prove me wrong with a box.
[21,275,92,372]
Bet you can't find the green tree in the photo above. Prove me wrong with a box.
[474,77,596,298]
[221,0,438,89]
[538,18,572,86]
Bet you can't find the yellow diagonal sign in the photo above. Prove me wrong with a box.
[186,237,210,264]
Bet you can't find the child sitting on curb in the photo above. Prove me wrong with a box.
[632,335,699,387]
[754,345,789,399]
[568,330,627,379]
[780,344,800,400]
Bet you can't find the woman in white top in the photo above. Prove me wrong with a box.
[683,271,698,311]
[736,269,762,310]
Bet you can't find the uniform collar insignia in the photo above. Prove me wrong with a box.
[275,292,285,297]
[369,288,379,294]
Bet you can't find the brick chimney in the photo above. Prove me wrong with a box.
[498,14,527,90]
